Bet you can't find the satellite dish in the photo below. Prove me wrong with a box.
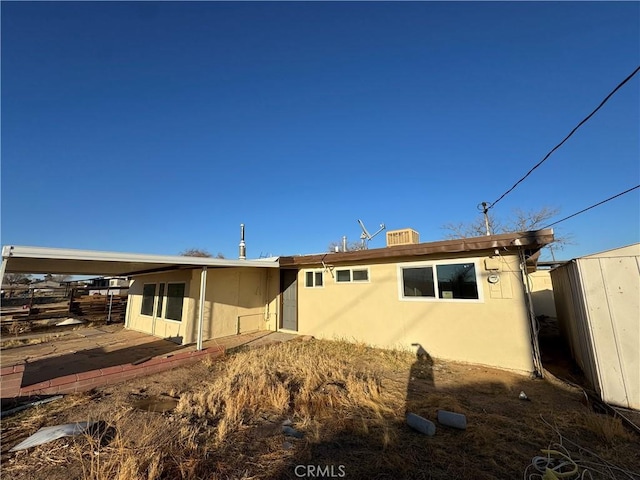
[357,219,386,249]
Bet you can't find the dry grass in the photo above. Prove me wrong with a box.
[176,339,408,445]
[3,320,32,337]
[2,338,639,480]
[0,334,66,350]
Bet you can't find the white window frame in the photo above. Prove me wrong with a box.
[156,282,166,318]
[304,269,324,288]
[334,267,370,284]
[397,259,483,303]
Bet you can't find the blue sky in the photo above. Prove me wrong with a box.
[2,2,638,260]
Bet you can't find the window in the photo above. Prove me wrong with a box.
[305,271,323,287]
[336,270,351,282]
[403,267,435,297]
[141,284,156,316]
[352,269,369,281]
[436,263,478,299]
[400,262,479,301]
[156,283,165,317]
[335,268,369,283]
[165,283,185,321]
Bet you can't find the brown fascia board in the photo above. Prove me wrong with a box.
[279,229,554,267]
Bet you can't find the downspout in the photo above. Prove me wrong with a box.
[518,248,544,378]
[196,266,208,351]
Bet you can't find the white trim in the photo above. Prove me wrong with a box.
[334,267,370,284]
[303,269,325,288]
[197,267,207,351]
[397,259,484,303]
[156,283,166,318]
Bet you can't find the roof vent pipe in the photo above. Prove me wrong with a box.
[239,224,246,260]
[342,236,347,253]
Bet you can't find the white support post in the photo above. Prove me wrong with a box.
[0,258,8,289]
[197,266,208,351]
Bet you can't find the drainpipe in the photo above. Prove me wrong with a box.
[519,248,544,378]
[196,266,208,351]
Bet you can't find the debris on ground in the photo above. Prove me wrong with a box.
[0,395,64,419]
[282,425,304,438]
[406,412,436,436]
[519,390,531,401]
[437,410,467,430]
[9,421,106,452]
[55,318,85,327]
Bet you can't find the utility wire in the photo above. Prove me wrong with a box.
[488,65,640,211]
[542,185,640,229]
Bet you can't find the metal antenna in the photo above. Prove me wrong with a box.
[357,219,386,249]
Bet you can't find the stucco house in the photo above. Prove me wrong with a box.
[1,228,554,374]
[278,229,554,374]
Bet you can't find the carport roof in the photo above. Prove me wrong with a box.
[1,245,279,277]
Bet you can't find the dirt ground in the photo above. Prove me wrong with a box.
[1,339,639,480]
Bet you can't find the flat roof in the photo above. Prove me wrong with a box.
[1,245,279,277]
[279,229,554,267]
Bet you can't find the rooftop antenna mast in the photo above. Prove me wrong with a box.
[357,219,386,249]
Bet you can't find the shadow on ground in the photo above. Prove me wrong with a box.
[21,338,187,386]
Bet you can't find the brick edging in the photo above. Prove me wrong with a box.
[0,346,225,399]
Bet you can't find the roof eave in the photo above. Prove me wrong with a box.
[280,229,555,267]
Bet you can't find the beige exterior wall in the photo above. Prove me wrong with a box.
[528,269,557,318]
[126,268,280,345]
[295,251,535,373]
[197,268,280,340]
[127,270,196,343]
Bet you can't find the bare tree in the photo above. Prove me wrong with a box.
[327,240,365,253]
[442,206,573,255]
[3,273,32,285]
[180,248,213,258]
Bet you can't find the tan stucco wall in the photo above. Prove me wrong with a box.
[127,268,280,345]
[295,252,535,373]
[528,270,557,318]
[127,270,196,343]
[197,268,279,340]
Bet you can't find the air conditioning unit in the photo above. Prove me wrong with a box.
[386,228,420,247]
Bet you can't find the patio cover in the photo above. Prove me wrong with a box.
[1,245,279,352]
[1,245,279,277]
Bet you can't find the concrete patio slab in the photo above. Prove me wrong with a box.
[1,326,301,400]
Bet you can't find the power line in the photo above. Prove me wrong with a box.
[542,184,640,229]
[488,65,640,211]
